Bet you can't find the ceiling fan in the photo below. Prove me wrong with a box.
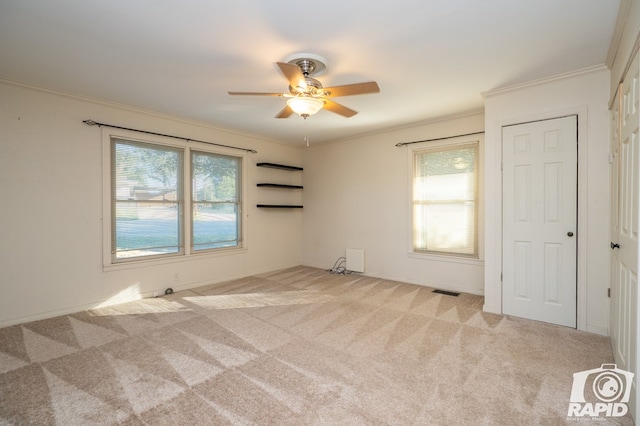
[228,54,380,119]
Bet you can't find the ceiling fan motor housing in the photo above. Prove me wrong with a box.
[290,76,326,96]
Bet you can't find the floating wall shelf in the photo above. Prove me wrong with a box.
[257,183,303,189]
[256,204,303,209]
[256,162,303,209]
[256,162,303,171]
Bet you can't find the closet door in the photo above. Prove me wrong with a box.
[610,50,639,418]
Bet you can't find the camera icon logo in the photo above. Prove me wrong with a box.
[568,364,634,418]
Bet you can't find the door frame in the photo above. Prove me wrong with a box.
[487,106,590,331]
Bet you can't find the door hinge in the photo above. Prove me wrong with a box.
[608,288,611,298]
[500,272,503,282]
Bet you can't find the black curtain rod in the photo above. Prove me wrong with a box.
[83,119,258,154]
[395,131,484,147]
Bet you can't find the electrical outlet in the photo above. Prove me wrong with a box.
[173,273,179,282]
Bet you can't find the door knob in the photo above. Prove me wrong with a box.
[611,242,620,249]
[567,232,574,237]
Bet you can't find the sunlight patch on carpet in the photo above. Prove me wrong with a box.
[184,290,333,310]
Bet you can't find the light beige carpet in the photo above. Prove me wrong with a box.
[0,266,633,425]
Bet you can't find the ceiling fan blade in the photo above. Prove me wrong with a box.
[277,62,307,90]
[228,91,283,96]
[275,105,294,119]
[323,99,357,117]
[323,81,380,97]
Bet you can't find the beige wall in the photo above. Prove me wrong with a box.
[301,111,485,295]
[0,81,303,327]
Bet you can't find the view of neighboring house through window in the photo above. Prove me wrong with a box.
[111,137,242,263]
[112,139,183,260]
[412,141,478,257]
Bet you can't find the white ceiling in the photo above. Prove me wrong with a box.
[0,1,621,146]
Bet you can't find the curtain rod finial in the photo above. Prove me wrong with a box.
[83,119,97,126]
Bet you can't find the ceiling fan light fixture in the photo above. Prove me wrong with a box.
[287,96,325,117]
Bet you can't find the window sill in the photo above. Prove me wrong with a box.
[408,251,484,266]
[103,246,247,272]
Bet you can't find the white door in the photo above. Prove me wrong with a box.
[610,86,623,366]
[610,50,639,418]
[502,116,577,327]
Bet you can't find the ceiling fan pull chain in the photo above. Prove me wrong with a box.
[304,117,310,147]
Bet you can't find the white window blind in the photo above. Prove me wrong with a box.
[413,142,478,257]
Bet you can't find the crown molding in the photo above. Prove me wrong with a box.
[606,0,633,68]
[481,65,608,99]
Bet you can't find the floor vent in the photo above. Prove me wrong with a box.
[432,289,460,297]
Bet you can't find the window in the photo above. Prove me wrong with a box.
[412,141,478,257]
[191,150,241,251]
[110,137,242,263]
[112,140,183,260]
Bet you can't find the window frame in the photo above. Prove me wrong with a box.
[111,138,185,261]
[190,149,243,253]
[102,129,247,269]
[409,136,482,262]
